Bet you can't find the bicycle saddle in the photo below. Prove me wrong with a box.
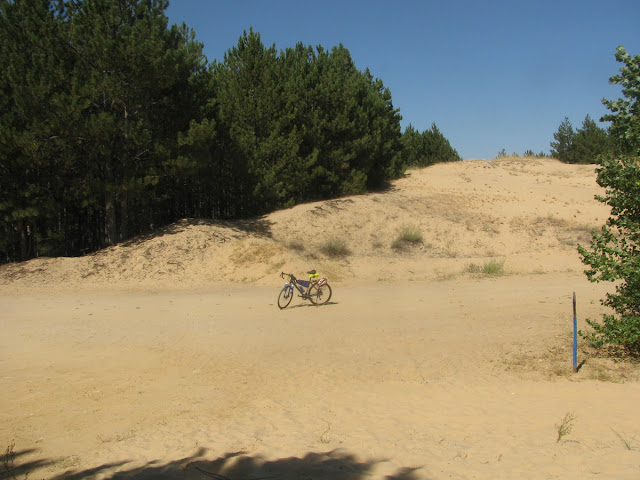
[307,269,316,275]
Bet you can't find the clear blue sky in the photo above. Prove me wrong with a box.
[165,0,640,160]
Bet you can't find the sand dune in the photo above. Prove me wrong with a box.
[2,158,639,480]
[0,158,611,291]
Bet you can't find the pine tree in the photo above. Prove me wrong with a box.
[0,0,209,260]
[212,28,289,215]
[572,115,611,163]
[0,0,76,259]
[212,36,404,213]
[400,123,461,168]
[550,117,576,163]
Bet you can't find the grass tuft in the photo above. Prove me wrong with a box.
[555,412,576,443]
[320,423,332,444]
[611,428,637,450]
[287,239,305,252]
[392,225,423,249]
[464,259,505,276]
[319,237,350,257]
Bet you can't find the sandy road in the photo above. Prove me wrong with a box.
[2,274,639,479]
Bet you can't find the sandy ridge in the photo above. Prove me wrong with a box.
[0,158,611,292]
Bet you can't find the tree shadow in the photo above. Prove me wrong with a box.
[1,447,52,480]
[116,216,274,249]
[12,448,430,480]
[218,216,274,239]
[371,176,407,195]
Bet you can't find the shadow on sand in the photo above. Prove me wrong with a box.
[287,300,339,309]
[8,448,429,480]
[116,216,274,249]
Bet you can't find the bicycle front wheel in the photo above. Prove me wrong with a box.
[308,282,332,306]
[277,287,293,309]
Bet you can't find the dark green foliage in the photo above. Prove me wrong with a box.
[550,115,611,164]
[211,33,404,214]
[523,149,550,158]
[0,5,459,263]
[578,156,640,355]
[550,117,576,162]
[0,0,207,259]
[401,123,461,168]
[601,46,640,156]
[64,0,208,245]
[496,149,549,159]
[578,46,640,356]
[573,115,612,163]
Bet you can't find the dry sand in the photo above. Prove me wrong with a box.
[1,158,639,479]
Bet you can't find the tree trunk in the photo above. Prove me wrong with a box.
[17,220,27,261]
[119,189,128,242]
[104,159,118,246]
[105,189,117,246]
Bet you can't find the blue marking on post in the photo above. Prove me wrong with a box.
[573,292,577,372]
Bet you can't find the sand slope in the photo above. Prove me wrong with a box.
[2,158,639,480]
[0,158,611,291]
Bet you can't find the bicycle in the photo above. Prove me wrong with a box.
[277,270,332,309]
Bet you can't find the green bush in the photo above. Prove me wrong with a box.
[578,47,640,356]
[578,156,640,355]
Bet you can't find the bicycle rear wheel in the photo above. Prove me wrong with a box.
[278,287,293,309]
[308,282,332,305]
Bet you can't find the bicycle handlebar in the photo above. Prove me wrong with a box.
[282,272,319,282]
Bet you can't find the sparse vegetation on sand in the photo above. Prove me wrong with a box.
[464,259,505,276]
[391,225,423,249]
[555,412,576,443]
[611,428,637,450]
[319,237,350,258]
[2,441,15,480]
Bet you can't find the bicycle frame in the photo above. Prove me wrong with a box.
[282,275,311,298]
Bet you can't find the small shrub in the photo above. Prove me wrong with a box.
[399,225,423,243]
[391,238,403,250]
[465,263,482,274]
[465,259,505,276]
[320,237,350,257]
[392,225,423,249]
[287,239,305,252]
[483,259,505,275]
[320,423,332,444]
